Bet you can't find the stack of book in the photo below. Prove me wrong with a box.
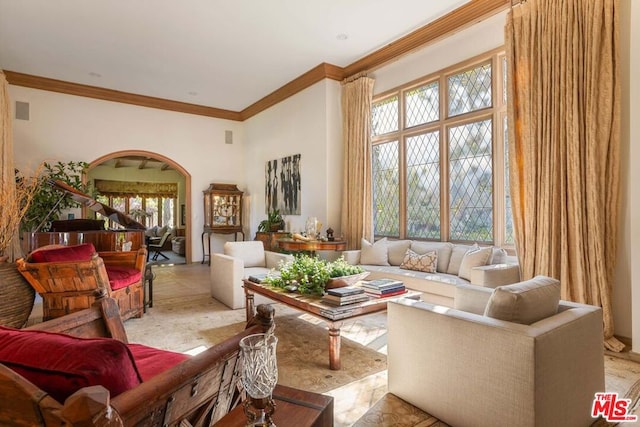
[321,286,369,306]
[361,278,407,298]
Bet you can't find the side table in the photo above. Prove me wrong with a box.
[214,384,333,426]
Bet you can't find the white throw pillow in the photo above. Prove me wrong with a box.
[484,276,561,324]
[387,240,412,266]
[446,244,476,275]
[400,249,437,273]
[360,238,390,266]
[458,246,493,281]
[489,247,509,264]
[410,242,453,273]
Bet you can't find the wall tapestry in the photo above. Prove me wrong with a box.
[265,154,301,215]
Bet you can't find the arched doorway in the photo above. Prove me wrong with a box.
[86,150,192,264]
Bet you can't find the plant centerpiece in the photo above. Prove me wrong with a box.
[258,209,284,232]
[264,255,366,296]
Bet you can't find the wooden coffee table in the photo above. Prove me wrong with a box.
[243,279,420,370]
[214,384,333,427]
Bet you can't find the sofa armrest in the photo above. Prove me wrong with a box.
[264,251,294,269]
[468,263,520,287]
[341,250,361,265]
[453,284,493,315]
[210,253,245,309]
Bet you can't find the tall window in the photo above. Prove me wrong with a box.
[371,49,511,246]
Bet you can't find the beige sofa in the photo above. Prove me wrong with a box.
[210,241,293,309]
[342,239,520,306]
[387,277,605,427]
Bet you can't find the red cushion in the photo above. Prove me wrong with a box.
[0,326,142,403]
[105,266,142,290]
[128,343,189,381]
[30,243,96,263]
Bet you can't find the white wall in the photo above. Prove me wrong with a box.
[9,86,245,263]
[243,80,343,242]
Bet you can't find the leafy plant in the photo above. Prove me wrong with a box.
[258,209,284,232]
[264,255,364,296]
[21,161,91,232]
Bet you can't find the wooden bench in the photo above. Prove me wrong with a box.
[0,296,275,426]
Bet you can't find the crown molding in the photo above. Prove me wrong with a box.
[3,70,242,121]
[240,63,345,120]
[4,0,509,121]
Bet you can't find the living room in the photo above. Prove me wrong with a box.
[1,0,640,425]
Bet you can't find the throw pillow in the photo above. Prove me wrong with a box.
[400,249,437,273]
[0,326,142,403]
[458,246,493,281]
[410,242,453,273]
[484,276,561,324]
[446,244,477,275]
[489,247,509,264]
[360,238,390,266]
[386,240,412,266]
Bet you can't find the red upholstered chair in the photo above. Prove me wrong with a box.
[0,296,276,426]
[16,243,147,321]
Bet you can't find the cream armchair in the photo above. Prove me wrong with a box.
[387,278,605,427]
[210,241,293,309]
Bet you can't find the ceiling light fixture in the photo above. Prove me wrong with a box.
[336,33,348,41]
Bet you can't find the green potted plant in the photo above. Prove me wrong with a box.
[258,209,284,232]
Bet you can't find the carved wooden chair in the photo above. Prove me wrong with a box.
[16,243,147,321]
[0,295,275,426]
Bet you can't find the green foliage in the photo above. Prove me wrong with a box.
[21,161,91,232]
[264,255,363,296]
[258,209,284,232]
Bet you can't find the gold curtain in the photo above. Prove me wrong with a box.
[340,75,375,249]
[0,70,22,261]
[506,0,622,351]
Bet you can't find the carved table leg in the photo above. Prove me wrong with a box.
[245,287,255,322]
[328,321,343,370]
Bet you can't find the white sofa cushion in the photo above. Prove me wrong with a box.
[446,244,476,275]
[458,246,493,281]
[360,238,390,266]
[387,240,412,265]
[484,276,561,324]
[224,241,265,268]
[400,249,437,273]
[410,242,453,273]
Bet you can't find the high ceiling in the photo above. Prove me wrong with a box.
[0,0,470,113]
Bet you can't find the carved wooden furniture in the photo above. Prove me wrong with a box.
[243,279,420,370]
[254,231,289,252]
[16,244,147,321]
[0,296,276,427]
[202,183,244,265]
[277,238,346,255]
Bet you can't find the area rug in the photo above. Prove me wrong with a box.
[203,314,387,394]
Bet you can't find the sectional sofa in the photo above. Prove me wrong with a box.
[342,238,520,307]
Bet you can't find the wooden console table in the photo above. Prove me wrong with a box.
[214,384,333,426]
[277,238,346,255]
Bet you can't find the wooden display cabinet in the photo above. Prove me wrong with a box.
[202,183,244,264]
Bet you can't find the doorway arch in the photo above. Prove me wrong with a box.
[86,150,192,264]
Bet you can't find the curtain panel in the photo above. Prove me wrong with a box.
[506,0,622,350]
[340,75,375,250]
